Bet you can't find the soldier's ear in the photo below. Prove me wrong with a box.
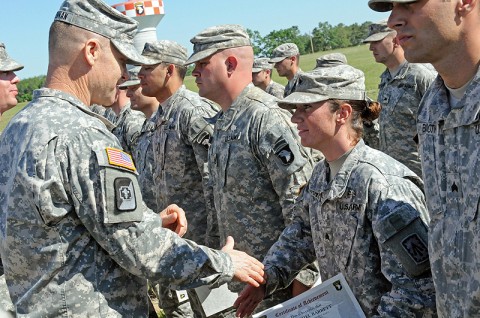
[84,38,101,66]
[458,0,477,16]
[225,56,238,75]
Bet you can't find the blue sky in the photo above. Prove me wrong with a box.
[4,1,388,78]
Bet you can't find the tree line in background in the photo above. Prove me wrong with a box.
[17,21,372,102]
[247,21,372,57]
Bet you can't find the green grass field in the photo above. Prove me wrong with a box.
[0,44,383,132]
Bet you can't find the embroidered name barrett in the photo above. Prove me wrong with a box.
[106,147,136,172]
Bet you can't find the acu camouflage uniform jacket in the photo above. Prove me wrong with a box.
[208,84,317,312]
[0,88,235,317]
[417,68,480,317]
[152,86,220,247]
[377,62,436,177]
[263,140,437,317]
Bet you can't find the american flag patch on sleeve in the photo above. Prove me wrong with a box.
[106,147,136,172]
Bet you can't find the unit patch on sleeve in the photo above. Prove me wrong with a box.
[115,177,137,211]
[275,144,295,165]
[401,233,429,264]
[106,147,136,171]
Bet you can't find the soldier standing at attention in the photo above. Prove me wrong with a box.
[0,1,265,316]
[187,24,319,316]
[138,40,221,317]
[363,19,436,176]
[0,41,23,318]
[0,43,23,118]
[269,43,302,97]
[120,66,160,212]
[369,0,480,316]
[251,57,284,99]
[108,86,145,157]
[235,62,437,318]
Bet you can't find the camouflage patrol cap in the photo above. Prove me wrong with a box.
[278,64,366,109]
[54,0,149,65]
[252,57,273,72]
[185,24,251,65]
[368,0,417,12]
[269,43,299,63]
[118,66,141,89]
[363,20,395,43]
[315,53,347,68]
[141,40,188,66]
[0,43,23,72]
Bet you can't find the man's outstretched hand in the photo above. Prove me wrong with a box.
[221,236,265,287]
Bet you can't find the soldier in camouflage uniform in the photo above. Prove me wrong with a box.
[138,40,221,317]
[313,52,381,150]
[370,0,480,316]
[120,66,160,211]
[0,1,265,316]
[0,43,23,118]
[235,63,437,318]
[187,24,319,316]
[0,41,23,318]
[270,43,302,97]
[108,87,145,157]
[251,57,284,99]
[363,20,436,176]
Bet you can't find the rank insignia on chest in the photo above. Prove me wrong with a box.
[106,147,136,172]
[115,177,137,211]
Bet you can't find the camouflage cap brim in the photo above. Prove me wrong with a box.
[278,92,330,109]
[112,39,150,66]
[184,47,220,65]
[368,0,417,12]
[269,56,287,63]
[0,42,24,72]
[0,60,24,72]
[252,67,263,73]
[118,79,140,89]
[363,31,392,43]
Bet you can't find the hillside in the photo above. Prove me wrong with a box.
[0,44,383,132]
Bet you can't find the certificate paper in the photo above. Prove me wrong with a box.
[253,273,365,318]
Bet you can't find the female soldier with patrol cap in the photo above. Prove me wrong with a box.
[234,63,437,317]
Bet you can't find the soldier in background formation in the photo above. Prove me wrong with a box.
[187,24,319,316]
[0,43,23,118]
[107,86,145,157]
[0,41,22,318]
[120,66,160,212]
[91,87,145,159]
[363,19,436,177]
[235,58,437,318]
[369,0,480,316]
[251,57,284,99]
[138,39,221,317]
[0,0,265,316]
[269,43,302,97]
